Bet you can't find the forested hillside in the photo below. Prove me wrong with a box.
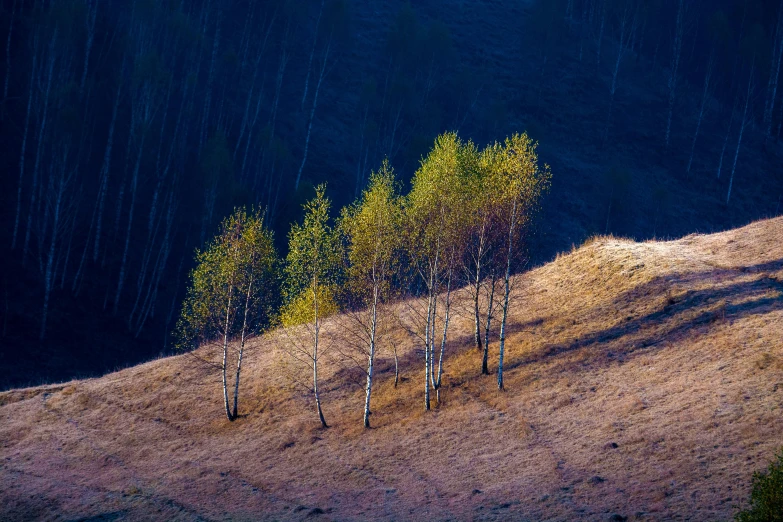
[1,0,783,388]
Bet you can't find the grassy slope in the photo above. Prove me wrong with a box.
[1,217,782,521]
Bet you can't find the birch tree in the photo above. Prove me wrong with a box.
[484,133,550,391]
[463,146,506,376]
[176,208,278,421]
[339,160,402,428]
[404,132,474,410]
[281,185,343,428]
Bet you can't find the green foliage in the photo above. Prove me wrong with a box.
[340,159,403,305]
[283,184,344,311]
[406,133,477,263]
[176,207,278,351]
[483,132,551,229]
[280,284,339,328]
[736,448,783,522]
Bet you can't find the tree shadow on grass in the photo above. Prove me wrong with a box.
[504,258,783,376]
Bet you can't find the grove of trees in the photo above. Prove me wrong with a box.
[176,131,550,426]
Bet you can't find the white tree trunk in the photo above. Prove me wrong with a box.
[665,0,684,147]
[301,0,325,111]
[727,68,753,205]
[222,289,234,421]
[295,39,331,191]
[113,121,148,314]
[596,0,605,65]
[24,34,57,261]
[12,48,36,249]
[40,153,68,340]
[764,4,783,138]
[3,0,16,105]
[232,274,253,419]
[482,270,497,376]
[313,282,328,428]
[434,267,453,404]
[199,7,221,152]
[423,279,434,411]
[93,75,123,261]
[363,287,378,428]
[79,0,97,99]
[498,201,517,391]
[687,58,713,175]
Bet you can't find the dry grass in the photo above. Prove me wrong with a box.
[2,217,782,521]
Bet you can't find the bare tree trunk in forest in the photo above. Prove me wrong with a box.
[355,104,369,198]
[41,150,70,340]
[3,0,16,108]
[114,102,150,314]
[79,0,98,99]
[199,6,221,152]
[596,0,605,66]
[764,2,783,139]
[295,38,331,191]
[92,73,123,262]
[687,57,713,176]
[727,67,753,205]
[24,32,58,262]
[665,0,684,148]
[133,196,175,337]
[301,0,325,111]
[605,5,635,143]
[12,48,36,249]
[717,96,738,180]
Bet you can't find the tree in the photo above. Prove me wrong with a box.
[463,146,501,375]
[176,208,278,421]
[281,185,343,428]
[484,133,551,391]
[735,447,783,521]
[404,132,475,409]
[339,160,402,428]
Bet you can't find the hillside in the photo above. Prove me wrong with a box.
[1,217,782,521]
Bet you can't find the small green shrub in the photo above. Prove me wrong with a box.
[736,448,783,521]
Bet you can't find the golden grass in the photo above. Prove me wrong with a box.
[1,216,782,521]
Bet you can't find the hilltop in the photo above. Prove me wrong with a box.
[1,217,782,521]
